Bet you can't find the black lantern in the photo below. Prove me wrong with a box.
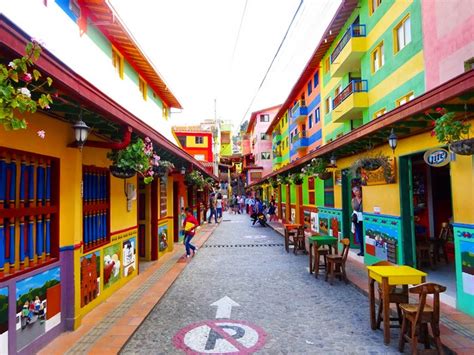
[180,166,186,175]
[73,111,90,150]
[388,128,397,153]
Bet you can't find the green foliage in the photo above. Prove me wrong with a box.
[268,177,279,188]
[185,170,205,189]
[289,172,305,185]
[107,138,156,184]
[277,174,290,185]
[432,110,471,144]
[304,158,328,176]
[0,41,53,130]
[158,160,175,170]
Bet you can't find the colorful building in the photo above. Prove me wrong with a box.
[219,121,234,157]
[257,0,474,317]
[246,106,280,180]
[0,2,215,353]
[267,111,290,171]
[172,126,214,174]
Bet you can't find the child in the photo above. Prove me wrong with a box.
[183,207,199,258]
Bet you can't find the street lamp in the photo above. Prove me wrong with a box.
[73,110,90,150]
[330,153,337,167]
[180,166,186,175]
[388,128,398,153]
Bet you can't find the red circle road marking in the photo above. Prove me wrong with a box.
[173,320,267,354]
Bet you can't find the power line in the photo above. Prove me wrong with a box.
[239,0,304,126]
[230,0,249,70]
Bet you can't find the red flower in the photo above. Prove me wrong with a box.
[430,130,436,137]
[435,107,444,113]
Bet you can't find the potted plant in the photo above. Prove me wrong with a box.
[277,174,290,185]
[153,160,175,178]
[185,170,205,189]
[289,172,305,185]
[0,41,54,131]
[269,177,279,189]
[350,152,393,183]
[430,108,473,155]
[305,158,331,180]
[107,137,157,184]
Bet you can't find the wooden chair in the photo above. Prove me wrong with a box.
[398,282,447,354]
[292,226,306,255]
[416,241,433,270]
[372,260,409,329]
[325,238,350,285]
[313,244,330,278]
[284,228,297,253]
[432,223,451,266]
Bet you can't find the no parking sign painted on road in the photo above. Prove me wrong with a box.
[173,320,267,354]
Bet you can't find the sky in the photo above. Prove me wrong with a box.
[109,0,341,130]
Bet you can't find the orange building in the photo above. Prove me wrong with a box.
[173,127,214,172]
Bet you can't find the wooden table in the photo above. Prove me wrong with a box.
[367,265,427,345]
[308,235,338,275]
[283,224,301,253]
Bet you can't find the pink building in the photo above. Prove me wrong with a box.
[244,105,280,184]
[422,0,474,90]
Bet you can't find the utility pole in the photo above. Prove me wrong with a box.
[213,98,220,177]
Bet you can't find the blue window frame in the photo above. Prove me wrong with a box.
[307,80,312,96]
[309,114,313,129]
[313,71,319,88]
[315,107,320,123]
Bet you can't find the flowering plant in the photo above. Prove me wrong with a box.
[185,170,205,189]
[268,177,279,188]
[276,174,290,185]
[0,41,53,130]
[289,172,305,185]
[304,158,329,176]
[107,137,159,184]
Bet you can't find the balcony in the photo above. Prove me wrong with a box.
[330,24,366,77]
[290,100,308,124]
[332,80,368,123]
[291,131,309,151]
[272,131,282,143]
[273,150,282,164]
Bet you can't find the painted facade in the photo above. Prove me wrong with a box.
[246,106,280,179]
[259,0,474,317]
[172,127,214,165]
[0,2,214,353]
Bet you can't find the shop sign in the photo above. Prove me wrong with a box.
[424,148,450,167]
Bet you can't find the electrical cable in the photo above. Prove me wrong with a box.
[230,0,249,70]
[239,0,304,126]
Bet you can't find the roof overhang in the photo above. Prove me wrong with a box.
[252,69,474,186]
[79,0,182,109]
[0,14,215,180]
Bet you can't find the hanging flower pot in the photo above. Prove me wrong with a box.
[317,171,332,180]
[450,138,474,156]
[153,165,168,178]
[109,165,136,179]
[362,160,382,171]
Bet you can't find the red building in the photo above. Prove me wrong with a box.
[173,126,214,174]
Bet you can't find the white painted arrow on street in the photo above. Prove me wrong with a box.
[210,296,240,319]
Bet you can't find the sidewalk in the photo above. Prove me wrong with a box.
[38,223,218,355]
[267,220,474,355]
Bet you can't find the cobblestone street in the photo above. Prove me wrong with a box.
[122,212,400,354]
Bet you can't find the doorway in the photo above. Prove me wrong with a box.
[402,152,456,303]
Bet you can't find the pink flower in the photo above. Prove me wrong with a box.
[22,73,32,82]
[145,137,151,143]
[430,130,436,137]
[37,130,46,139]
[435,107,443,113]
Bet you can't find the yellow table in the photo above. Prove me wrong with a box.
[367,265,427,345]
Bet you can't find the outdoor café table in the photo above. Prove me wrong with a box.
[367,265,427,345]
[308,235,338,275]
[283,223,301,253]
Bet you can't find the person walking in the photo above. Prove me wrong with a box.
[351,186,364,256]
[239,195,245,214]
[183,207,199,258]
[216,193,223,220]
[208,193,218,224]
[268,201,277,222]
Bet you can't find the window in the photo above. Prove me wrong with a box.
[309,113,313,129]
[260,133,269,140]
[307,80,312,96]
[324,57,330,74]
[325,97,332,114]
[112,47,124,79]
[0,150,60,281]
[138,76,147,100]
[162,105,169,120]
[315,107,320,123]
[260,114,270,122]
[371,42,384,73]
[159,179,168,218]
[194,154,205,161]
[307,177,315,205]
[177,135,186,147]
[394,15,411,53]
[464,57,474,71]
[261,152,271,160]
[83,165,110,252]
[335,85,342,97]
[323,174,335,208]
[373,108,386,118]
[313,71,319,88]
[286,137,289,147]
[370,0,382,15]
[396,92,415,106]
[195,136,204,144]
